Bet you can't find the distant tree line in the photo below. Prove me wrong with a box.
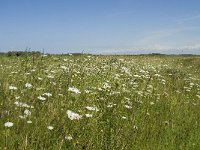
[0,51,42,57]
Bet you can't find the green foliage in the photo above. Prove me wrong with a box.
[6,51,41,57]
[0,55,200,149]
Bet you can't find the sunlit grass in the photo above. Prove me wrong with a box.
[0,54,200,149]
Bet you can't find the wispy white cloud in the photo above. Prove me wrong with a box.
[128,25,200,54]
[89,43,200,55]
[136,26,200,45]
[90,23,200,54]
[176,14,200,24]
[181,44,200,50]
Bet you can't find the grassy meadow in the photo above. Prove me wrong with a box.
[0,54,200,149]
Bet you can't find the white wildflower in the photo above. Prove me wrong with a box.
[98,88,103,91]
[47,75,54,79]
[107,104,113,108]
[150,102,155,105]
[147,85,153,89]
[107,103,117,108]
[133,75,140,78]
[154,74,161,77]
[38,96,46,101]
[65,135,73,141]
[25,83,32,89]
[67,110,82,120]
[43,93,52,97]
[51,82,56,85]
[15,96,20,100]
[24,109,31,116]
[38,77,43,80]
[50,70,55,73]
[85,90,90,93]
[14,101,34,108]
[4,122,13,127]
[102,82,111,89]
[85,114,93,118]
[47,126,54,130]
[19,115,26,119]
[85,106,99,112]
[61,66,67,70]
[121,67,130,74]
[124,105,132,109]
[68,87,81,94]
[190,83,195,86]
[27,120,32,124]
[9,86,17,90]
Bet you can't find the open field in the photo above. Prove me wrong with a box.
[0,54,200,149]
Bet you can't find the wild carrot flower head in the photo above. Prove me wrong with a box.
[38,96,46,101]
[9,86,17,90]
[4,122,14,127]
[68,87,81,94]
[85,106,99,112]
[25,83,32,89]
[47,126,54,130]
[67,110,82,120]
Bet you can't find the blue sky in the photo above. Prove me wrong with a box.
[0,0,200,54]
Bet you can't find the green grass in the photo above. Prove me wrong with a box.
[0,55,200,149]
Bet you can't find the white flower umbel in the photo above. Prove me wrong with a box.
[47,126,54,130]
[38,96,46,101]
[60,65,67,70]
[4,122,14,127]
[124,105,132,109]
[43,93,52,97]
[102,82,111,89]
[122,116,127,119]
[38,77,43,80]
[15,96,20,100]
[85,106,99,112]
[67,110,82,120]
[14,101,34,108]
[68,87,81,94]
[25,83,32,89]
[150,102,155,105]
[27,120,32,124]
[65,134,73,141]
[9,86,17,90]
[24,109,31,116]
[85,114,93,118]
[19,115,26,119]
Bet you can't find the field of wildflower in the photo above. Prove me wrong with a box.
[0,54,200,149]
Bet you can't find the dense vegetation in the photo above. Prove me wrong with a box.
[0,51,41,57]
[0,54,200,149]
